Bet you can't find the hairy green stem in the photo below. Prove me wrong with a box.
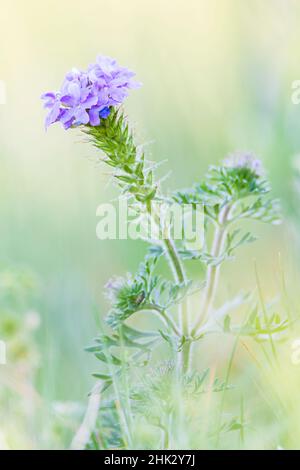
[146,203,191,372]
[90,116,192,372]
[163,238,186,284]
[191,204,231,337]
[90,115,192,371]
[142,303,181,337]
[163,238,190,373]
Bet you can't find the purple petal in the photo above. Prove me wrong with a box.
[74,107,89,124]
[67,82,81,101]
[89,107,101,126]
[109,87,128,102]
[45,101,61,128]
[60,94,76,107]
[41,92,55,100]
[41,92,57,108]
[42,55,142,131]
[82,94,98,108]
[63,118,75,129]
[95,88,109,105]
[59,108,74,124]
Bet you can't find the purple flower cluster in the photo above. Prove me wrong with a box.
[41,56,140,129]
[224,152,264,176]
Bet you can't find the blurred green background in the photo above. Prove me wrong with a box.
[1,0,300,449]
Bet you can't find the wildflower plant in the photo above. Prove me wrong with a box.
[42,56,287,450]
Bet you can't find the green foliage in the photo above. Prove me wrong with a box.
[87,399,125,450]
[105,255,159,328]
[74,110,288,450]
[87,323,159,376]
[85,362,234,450]
[174,163,281,227]
[179,230,257,266]
[131,364,231,420]
[224,307,289,340]
[84,110,157,204]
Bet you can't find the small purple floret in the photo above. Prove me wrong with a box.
[223,152,264,177]
[41,56,141,129]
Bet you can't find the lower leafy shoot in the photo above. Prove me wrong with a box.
[86,363,234,450]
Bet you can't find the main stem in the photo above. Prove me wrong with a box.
[163,237,190,373]
[146,202,191,373]
[191,204,231,337]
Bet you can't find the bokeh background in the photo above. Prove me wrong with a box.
[1,0,300,449]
